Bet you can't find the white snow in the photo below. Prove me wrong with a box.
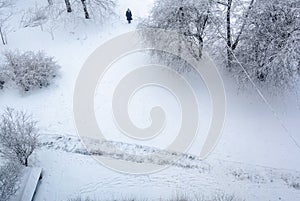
[1,0,300,200]
[13,167,42,201]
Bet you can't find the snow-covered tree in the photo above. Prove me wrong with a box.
[0,108,39,167]
[141,0,257,71]
[21,3,66,39]
[77,0,115,20]
[224,0,254,69]
[3,50,60,91]
[44,6,64,40]
[205,0,255,69]
[234,0,300,90]
[140,0,211,68]
[63,0,115,20]
[0,161,21,200]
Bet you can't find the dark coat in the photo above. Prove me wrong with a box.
[126,10,132,21]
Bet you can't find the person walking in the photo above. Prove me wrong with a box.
[126,8,132,24]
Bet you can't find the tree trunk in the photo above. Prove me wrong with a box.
[48,0,53,5]
[232,0,255,51]
[24,158,28,167]
[198,14,208,59]
[81,0,90,19]
[226,0,233,70]
[65,0,72,13]
[50,30,54,40]
[197,34,204,59]
[0,27,6,45]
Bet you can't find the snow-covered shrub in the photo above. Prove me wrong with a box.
[0,161,21,201]
[212,193,242,201]
[0,107,39,166]
[291,182,300,190]
[21,5,48,29]
[281,173,300,190]
[68,197,94,201]
[21,4,65,40]
[3,50,60,91]
[172,193,242,201]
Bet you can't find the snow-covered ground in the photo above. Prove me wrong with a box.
[1,0,300,200]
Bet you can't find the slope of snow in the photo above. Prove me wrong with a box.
[12,167,42,201]
[30,137,300,201]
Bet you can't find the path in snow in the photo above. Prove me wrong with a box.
[40,134,300,192]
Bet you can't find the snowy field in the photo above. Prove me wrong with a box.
[1,0,300,200]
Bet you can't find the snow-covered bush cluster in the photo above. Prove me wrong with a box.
[0,107,39,166]
[1,50,60,92]
[0,161,21,201]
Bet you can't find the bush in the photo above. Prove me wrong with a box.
[0,161,21,201]
[212,193,241,201]
[0,107,39,166]
[68,197,95,201]
[3,50,60,91]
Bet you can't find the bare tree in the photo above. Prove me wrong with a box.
[44,7,64,40]
[0,0,13,45]
[21,5,48,31]
[0,108,39,166]
[21,3,66,39]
